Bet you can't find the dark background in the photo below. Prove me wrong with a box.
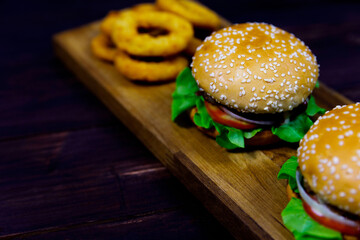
[0,0,359,239]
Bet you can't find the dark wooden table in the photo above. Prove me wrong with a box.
[1,0,359,239]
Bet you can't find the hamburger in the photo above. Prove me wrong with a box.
[278,103,360,239]
[172,22,325,148]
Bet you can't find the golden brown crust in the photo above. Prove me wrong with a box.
[156,0,220,30]
[91,33,117,62]
[100,4,161,36]
[114,51,188,82]
[298,103,360,216]
[131,3,160,12]
[100,10,122,36]
[192,23,318,114]
[189,107,280,146]
[111,11,194,57]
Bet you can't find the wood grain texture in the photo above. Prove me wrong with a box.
[0,56,118,141]
[0,126,232,239]
[53,21,353,240]
[20,209,233,240]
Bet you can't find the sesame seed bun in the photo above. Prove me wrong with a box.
[297,103,360,216]
[191,23,319,114]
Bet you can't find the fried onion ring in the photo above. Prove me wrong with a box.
[100,4,160,36]
[156,0,221,30]
[114,51,188,82]
[112,11,193,56]
[91,33,117,62]
[131,3,160,12]
[100,10,122,36]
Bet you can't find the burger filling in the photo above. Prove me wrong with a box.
[302,181,360,223]
[279,157,360,239]
[172,68,325,149]
[204,100,260,130]
[297,171,360,236]
[203,91,309,129]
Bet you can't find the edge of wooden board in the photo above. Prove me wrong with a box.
[52,21,353,240]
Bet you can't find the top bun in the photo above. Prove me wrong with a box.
[191,23,318,114]
[298,103,360,215]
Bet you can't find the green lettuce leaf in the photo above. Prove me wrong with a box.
[193,97,245,149]
[172,67,325,149]
[272,94,325,142]
[172,96,197,121]
[227,128,245,148]
[171,68,199,121]
[315,81,320,89]
[193,97,214,129]
[272,113,313,142]
[282,198,342,240]
[306,95,326,117]
[244,128,263,139]
[277,156,299,193]
[214,124,241,149]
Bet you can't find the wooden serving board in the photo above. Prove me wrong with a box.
[53,21,353,240]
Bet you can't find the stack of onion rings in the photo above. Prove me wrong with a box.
[156,0,220,30]
[92,1,220,82]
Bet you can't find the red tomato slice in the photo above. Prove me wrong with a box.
[303,200,360,236]
[204,101,258,130]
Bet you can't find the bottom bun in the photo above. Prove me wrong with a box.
[190,107,280,146]
[344,235,359,240]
